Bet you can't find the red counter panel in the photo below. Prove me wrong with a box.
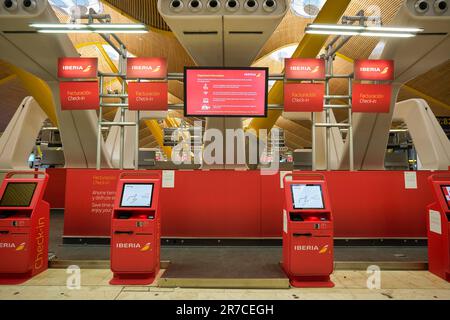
[62,169,445,239]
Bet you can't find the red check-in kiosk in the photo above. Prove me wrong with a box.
[282,173,334,287]
[110,172,161,285]
[427,174,450,282]
[0,171,49,284]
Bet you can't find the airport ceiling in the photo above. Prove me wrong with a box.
[0,0,449,151]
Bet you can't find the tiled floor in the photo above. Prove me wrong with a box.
[0,269,448,300]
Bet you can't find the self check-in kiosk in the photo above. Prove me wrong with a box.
[110,172,161,285]
[282,173,334,287]
[427,174,450,282]
[0,171,49,284]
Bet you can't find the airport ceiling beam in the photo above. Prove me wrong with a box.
[247,0,352,133]
[5,63,58,127]
[144,119,172,160]
[0,74,16,86]
[102,0,172,33]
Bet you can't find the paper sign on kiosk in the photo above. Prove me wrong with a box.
[162,170,175,188]
[291,184,324,209]
[429,210,442,235]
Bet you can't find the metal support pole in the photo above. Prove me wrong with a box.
[135,110,140,170]
[325,56,331,171]
[312,112,316,171]
[119,44,126,170]
[96,75,103,170]
[348,76,354,171]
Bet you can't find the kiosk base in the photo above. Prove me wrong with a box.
[289,275,334,288]
[109,273,156,286]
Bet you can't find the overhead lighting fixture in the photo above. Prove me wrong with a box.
[29,23,148,34]
[305,23,424,38]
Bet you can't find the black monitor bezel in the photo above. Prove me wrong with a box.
[120,182,154,208]
[290,183,325,210]
[183,66,269,118]
[440,185,450,210]
[0,182,38,208]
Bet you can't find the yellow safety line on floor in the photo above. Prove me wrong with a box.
[247,0,352,134]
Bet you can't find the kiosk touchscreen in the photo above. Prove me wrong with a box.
[291,184,324,210]
[0,172,50,284]
[282,174,334,288]
[427,175,450,282]
[120,183,154,208]
[441,186,450,209]
[0,182,37,208]
[110,173,161,285]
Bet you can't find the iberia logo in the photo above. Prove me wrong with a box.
[380,66,389,74]
[140,242,151,252]
[311,66,320,73]
[152,66,161,73]
[319,245,328,254]
[16,242,26,251]
[82,65,92,73]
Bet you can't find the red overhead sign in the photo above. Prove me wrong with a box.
[352,83,392,113]
[58,57,98,79]
[127,57,167,79]
[285,58,325,80]
[354,59,394,81]
[59,81,99,110]
[128,82,168,111]
[184,67,268,117]
[284,83,324,112]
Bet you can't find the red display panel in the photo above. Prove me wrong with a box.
[127,57,167,79]
[284,83,324,112]
[285,58,325,80]
[354,59,394,81]
[58,57,98,79]
[59,81,99,110]
[128,82,168,111]
[352,83,392,113]
[184,67,268,117]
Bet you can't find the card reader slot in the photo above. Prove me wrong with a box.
[0,230,9,234]
[293,233,312,237]
[135,233,152,236]
[114,231,133,235]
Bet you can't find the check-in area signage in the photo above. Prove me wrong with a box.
[59,81,99,110]
[58,57,98,79]
[354,59,394,81]
[283,83,325,112]
[184,67,268,117]
[284,58,326,80]
[128,82,168,111]
[127,57,168,79]
[352,83,392,113]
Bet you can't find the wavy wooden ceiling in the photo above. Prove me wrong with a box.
[102,0,171,31]
[1,0,449,152]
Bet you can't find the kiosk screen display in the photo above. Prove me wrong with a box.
[0,182,37,207]
[120,183,154,208]
[291,184,324,209]
[441,185,450,209]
